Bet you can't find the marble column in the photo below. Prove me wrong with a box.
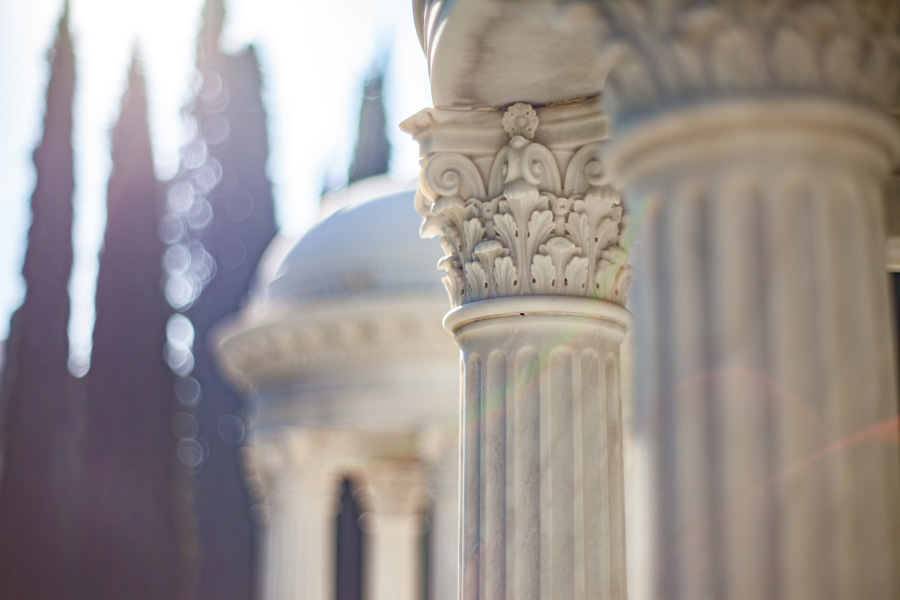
[357,460,430,600]
[403,99,631,600]
[246,433,340,600]
[420,427,461,600]
[599,2,900,598]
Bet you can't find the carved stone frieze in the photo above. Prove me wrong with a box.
[596,0,900,121]
[413,102,630,308]
[215,296,452,392]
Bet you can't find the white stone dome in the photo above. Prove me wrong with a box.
[267,189,444,302]
[214,186,458,433]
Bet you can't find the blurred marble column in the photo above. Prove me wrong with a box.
[404,99,632,600]
[246,433,339,600]
[885,110,900,270]
[420,427,461,600]
[357,460,430,600]
[600,2,900,598]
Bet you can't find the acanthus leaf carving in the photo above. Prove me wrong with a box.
[464,262,489,302]
[531,254,555,295]
[492,213,519,263]
[540,236,581,294]
[461,218,485,265]
[473,240,507,300]
[437,254,464,305]
[415,103,631,308]
[565,256,590,294]
[493,256,519,296]
[526,209,555,261]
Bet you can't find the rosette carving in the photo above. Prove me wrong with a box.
[416,103,630,308]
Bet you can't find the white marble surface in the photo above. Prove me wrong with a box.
[413,0,606,109]
[603,2,900,596]
[448,296,630,600]
[216,188,462,600]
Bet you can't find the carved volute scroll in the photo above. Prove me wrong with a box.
[414,102,631,308]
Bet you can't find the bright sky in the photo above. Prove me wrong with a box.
[0,0,432,368]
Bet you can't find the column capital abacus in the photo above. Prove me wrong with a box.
[402,99,631,309]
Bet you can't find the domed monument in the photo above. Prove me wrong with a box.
[216,185,459,600]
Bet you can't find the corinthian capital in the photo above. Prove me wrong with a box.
[596,0,900,122]
[354,459,430,519]
[402,99,631,309]
[242,430,344,504]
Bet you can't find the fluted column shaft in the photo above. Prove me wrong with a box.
[404,99,632,600]
[422,429,461,600]
[263,476,338,600]
[601,3,900,597]
[365,514,424,600]
[620,103,900,600]
[358,461,429,600]
[245,433,341,600]
[447,297,629,600]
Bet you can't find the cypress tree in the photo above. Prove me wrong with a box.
[347,67,391,185]
[80,55,193,600]
[171,1,277,597]
[0,5,78,598]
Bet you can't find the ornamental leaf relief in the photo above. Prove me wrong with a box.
[417,103,631,308]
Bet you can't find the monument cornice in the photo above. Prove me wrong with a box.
[214,295,452,392]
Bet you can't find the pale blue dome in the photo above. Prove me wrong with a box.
[268,189,444,301]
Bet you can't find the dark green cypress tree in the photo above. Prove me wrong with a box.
[80,55,194,600]
[348,67,391,185]
[170,1,276,597]
[0,5,78,598]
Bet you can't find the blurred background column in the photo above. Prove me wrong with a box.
[600,2,900,598]
[247,432,339,600]
[357,459,430,600]
[404,99,632,600]
[421,426,461,600]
